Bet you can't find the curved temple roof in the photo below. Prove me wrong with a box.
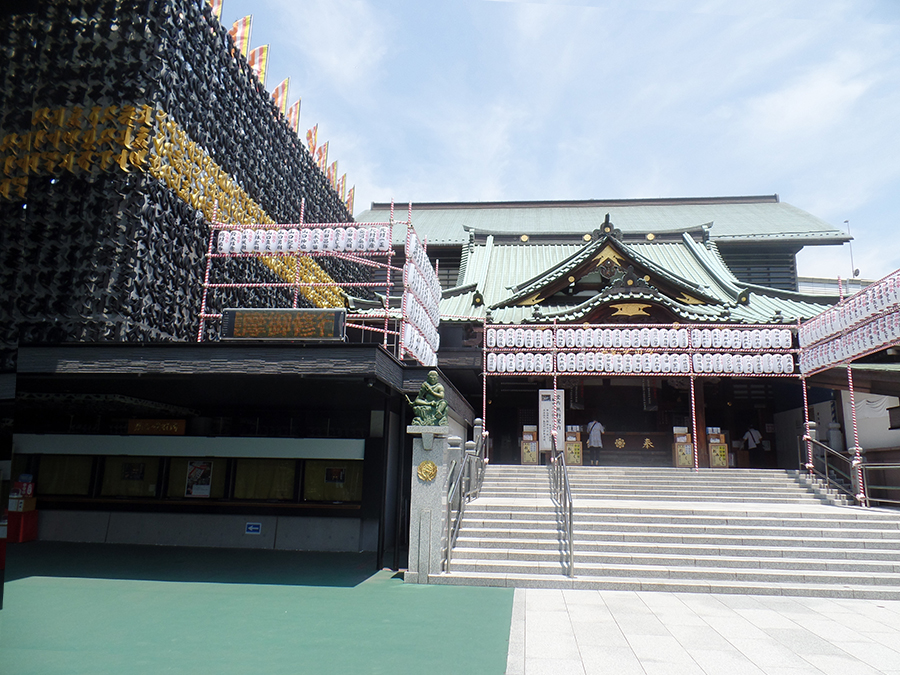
[355,196,850,248]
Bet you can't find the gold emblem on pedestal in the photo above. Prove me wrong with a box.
[417,460,438,482]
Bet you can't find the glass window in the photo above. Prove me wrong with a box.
[303,460,363,503]
[100,456,160,498]
[167,458,226,499]
[37,455,93,495]
[233,458,296,500]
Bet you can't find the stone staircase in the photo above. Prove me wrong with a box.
[430,465,900,599]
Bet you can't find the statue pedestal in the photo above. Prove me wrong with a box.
[405,426,460,584]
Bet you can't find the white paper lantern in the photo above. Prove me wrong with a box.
[516,352,525,372]
[505,328,516,347]
[557,353,566,372]
[649,328,660,348]
[575,329,585,348]
[525,352,535,372]
[565,329,576,348]
[298,229,311,252]
[515,328,525,348]
[496,328,506,348]
[543,329,554,349]
[556,330,566,348]
[621,330,631,348]
[642,353,652,372]
[783,354,794,373]
[585,352,596,371]
[534,353,544,373]
[486,328,496,348]
[584,329,594,348]
[576,352,586,372]
[723,353,733,373]
[640,328,651,347]
[524,330,534,349]
[700,329,712,349]
[486,352,497,372]
[603,329,613,348]
[567,353,577,372]
[544,354,554,372]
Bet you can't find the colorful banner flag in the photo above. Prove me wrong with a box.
[248,45,269,86]
[287,100,301,134]
[316,141,328,172]
[306,124,318,157]
[272,78,290,116]
[336,173,347,201]
[326,161,338,188]
[208,0,224,21]
[345,186,355,215]
[229,15,252,58]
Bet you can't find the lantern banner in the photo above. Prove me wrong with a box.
[272,78,290,116]
[287,100,301,133]
[229,15,252,58]
[306,124,318,157]
[248,45,269,85]
[208,0,224,22]
[344,186,355,215]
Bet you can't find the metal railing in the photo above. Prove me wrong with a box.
[801,433,856,500]
[549,436,575,578]
[802,422,900,507]
[444,419,488,573]
[861,462,900,507]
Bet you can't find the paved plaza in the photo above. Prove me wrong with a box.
[508,587,900,675]
[3,542,900,674]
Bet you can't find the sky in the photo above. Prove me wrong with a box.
[220,0,900,282]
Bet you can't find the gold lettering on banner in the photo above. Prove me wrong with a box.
[643,438,654,449]
[127,419,186,435]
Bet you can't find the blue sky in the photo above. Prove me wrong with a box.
[220,0,900,282]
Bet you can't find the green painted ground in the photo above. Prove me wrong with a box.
[0,543,514,675]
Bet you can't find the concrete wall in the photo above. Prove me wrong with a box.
[841,392,900,450]
[37,510,373,552]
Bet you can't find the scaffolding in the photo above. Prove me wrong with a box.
[197,201,440,366]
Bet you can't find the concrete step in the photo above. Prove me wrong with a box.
[428,571,900,600]
[448,557,900,586]
[451,546,900,573]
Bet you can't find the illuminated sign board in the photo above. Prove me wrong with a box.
[222,308,346,341]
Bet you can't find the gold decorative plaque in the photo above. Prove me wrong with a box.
[615,438,626,449]
[417,460,438,482]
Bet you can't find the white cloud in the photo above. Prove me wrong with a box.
[273,0,388,92]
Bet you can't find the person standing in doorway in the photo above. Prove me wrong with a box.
[586,419,605,466]
[742,423,763,468]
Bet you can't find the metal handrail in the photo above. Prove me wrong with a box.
[861,462,900,507]
[802,434,856,499]
[549,437,575,578]
[444,419,489,573]
[445,458,464,572]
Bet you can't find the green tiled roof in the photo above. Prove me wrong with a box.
[438,232,835,325]
[355,196,849,248]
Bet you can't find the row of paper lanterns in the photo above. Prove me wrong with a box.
[215,226,391,255]
[403,261,441,309]
[486,351,795,374]
[405,232,441,300]
[404,294,440,352]
[800,273,900,347]
[485,327,795,351]
[402,322,437,367]
[800,311,900,373]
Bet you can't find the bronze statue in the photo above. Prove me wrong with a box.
[408,370,448,426]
